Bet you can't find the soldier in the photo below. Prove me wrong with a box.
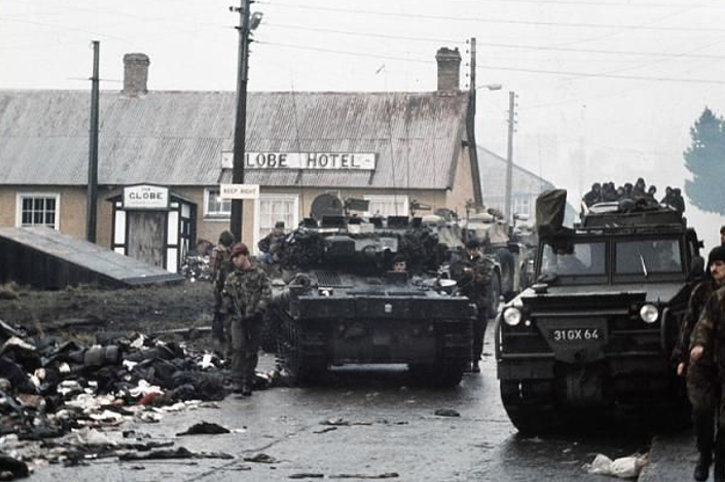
[582,183,602,207]
[258,221,287,264]
[210,230,235,353]
[672,188,686,213]
[221,242,272,396]
[457,239,495,373]
[392,254,407,273]
[689,246,725,481]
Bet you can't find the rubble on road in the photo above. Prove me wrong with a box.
[0,317,277,477]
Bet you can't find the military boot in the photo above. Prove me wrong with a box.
[694,452,711,482]
[714,435,725,482]
[241,378,253,397]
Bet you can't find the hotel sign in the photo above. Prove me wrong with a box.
[221,152,376,171]
[123,184,169,210]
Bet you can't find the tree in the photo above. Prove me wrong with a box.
[684,107,725,214]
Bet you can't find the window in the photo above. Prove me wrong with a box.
[254,194,299,254]
[512,195,531,217]
[16,193,60,229]
[616,239,682,274]
[541,241,606,276]
[364,195,409,217]
[204,188,231,218]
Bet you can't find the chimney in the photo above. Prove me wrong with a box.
[435,47,461,92]
[123,53,150,96]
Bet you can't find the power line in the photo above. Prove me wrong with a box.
[256,40,434,64]
[433,0,724,8]
[260,1,725,32]
[477,64,725,85]
[264,21,725,61]
[257,40,725,85]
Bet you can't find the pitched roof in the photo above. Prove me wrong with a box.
[0,90,469,189]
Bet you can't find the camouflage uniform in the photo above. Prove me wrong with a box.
[221,263,272,388]
[210,244,233,351]
[679,280,719,472]
[458,252,495,367]
[691,286,725,479]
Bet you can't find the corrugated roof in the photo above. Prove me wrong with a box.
[0,90,469,189]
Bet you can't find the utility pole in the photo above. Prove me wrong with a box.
[504,90,516,227]
[467,38,483,206]
[86,40,100,243]
[230,0,252,242]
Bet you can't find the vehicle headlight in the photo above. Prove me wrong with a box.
[503,307,522,326]
[639,304,659,323]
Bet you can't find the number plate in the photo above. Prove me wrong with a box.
[551,328,601,343]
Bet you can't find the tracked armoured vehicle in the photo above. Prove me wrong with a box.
[495,189,703,433]
[270,213,476,388]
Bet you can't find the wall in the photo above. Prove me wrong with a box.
[446,143,476,217]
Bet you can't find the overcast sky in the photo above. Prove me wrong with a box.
[2,0,724,248]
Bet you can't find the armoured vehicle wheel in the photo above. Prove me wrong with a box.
[500,380,562,435]
[408,362,466,388]
[281,320,328,386]
[260,314,281,354]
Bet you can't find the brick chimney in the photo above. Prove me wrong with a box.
[123,53,150,96]
[435,47,461,92]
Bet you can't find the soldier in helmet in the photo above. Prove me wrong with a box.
[457,239,495,373]
[210,230,235,353]
[221,242,272,396]
[688,246,725,481]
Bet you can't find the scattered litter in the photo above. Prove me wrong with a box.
[329,473,399,479]
[321,418,373,427]
[176,421,230,436]
[119,446,233,461]
[584,453,648,479]
[243,453,279,464]
[0,453,29,479]
[434,409,460,417]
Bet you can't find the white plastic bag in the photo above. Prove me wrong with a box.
[585,453,647,479]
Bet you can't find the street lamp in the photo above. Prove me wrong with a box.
[480,83,502,91]
[229,1,263,242]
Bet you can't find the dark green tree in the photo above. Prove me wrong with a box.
[684,107,725,214]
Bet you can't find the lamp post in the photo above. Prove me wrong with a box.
[504,91,516,228]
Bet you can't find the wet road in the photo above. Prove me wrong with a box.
[31,334,649,481]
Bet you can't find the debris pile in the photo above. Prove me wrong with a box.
[180,254,212,282]
[0,318,243,476]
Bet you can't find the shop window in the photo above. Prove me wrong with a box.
[512,195,531,217]
[16,193,60,229]
[204,188,231,218]
[364,195,409,217]
[254,194,299,254]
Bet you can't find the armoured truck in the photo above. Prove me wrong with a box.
[270,214,477,387]
[495,190,703,433]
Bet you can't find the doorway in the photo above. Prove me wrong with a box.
[127,210,166,267]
